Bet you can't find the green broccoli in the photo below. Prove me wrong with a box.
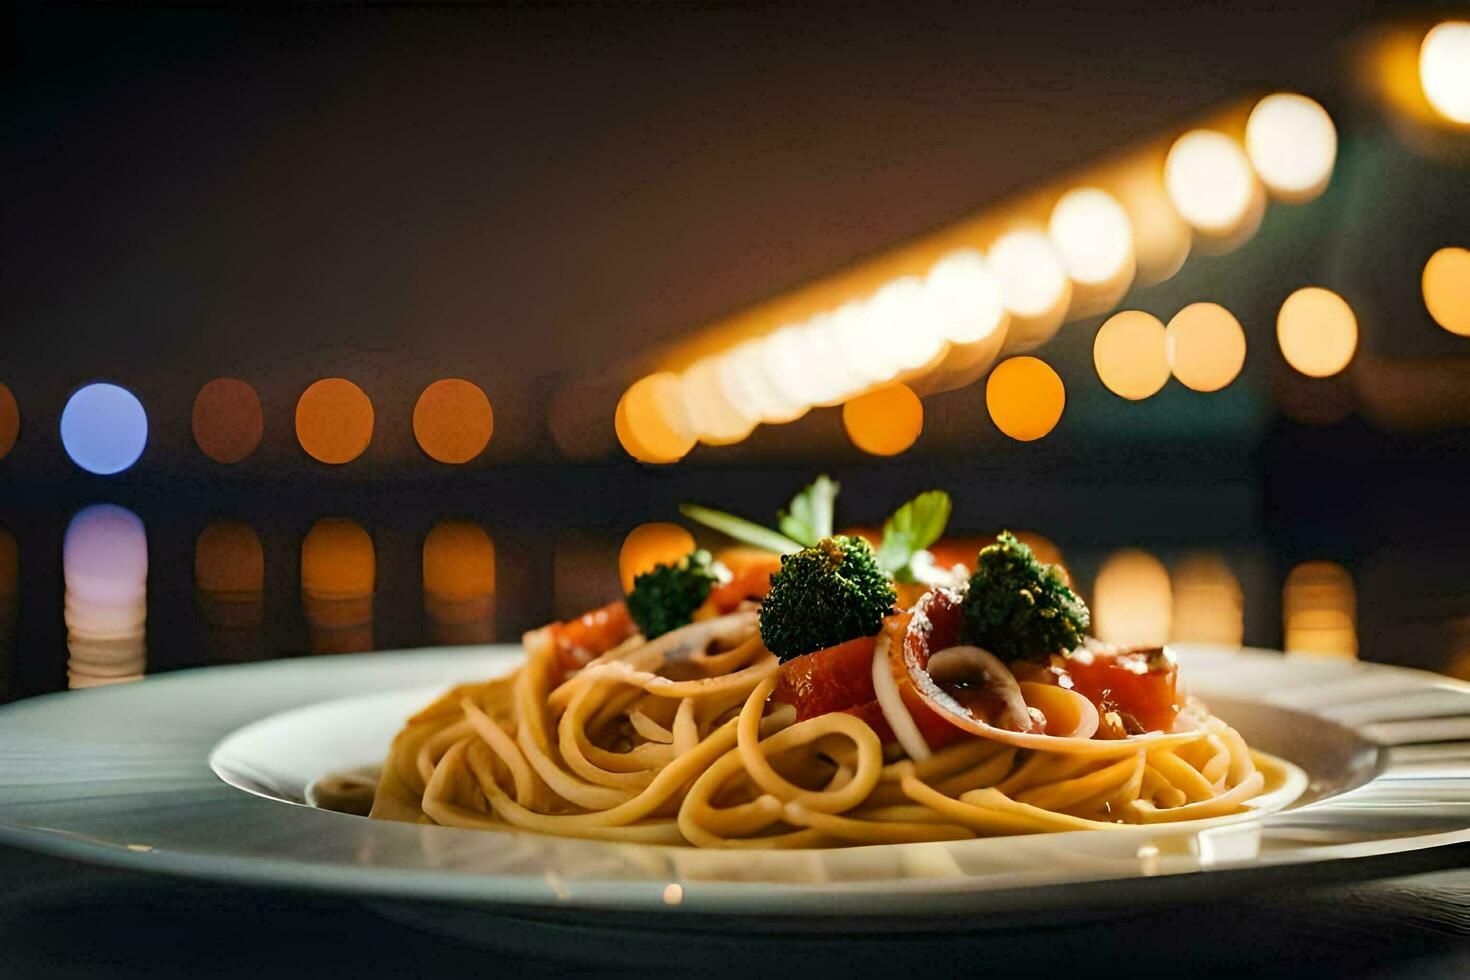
[626,550,723,639]
[759,536,897,662]
[961,532,1089,661]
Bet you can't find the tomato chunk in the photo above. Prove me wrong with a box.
[707,548,783,613]
[1064,645,1180,733]
[772,635,877,720]
[550,601,636,674]
[841,699,895,744]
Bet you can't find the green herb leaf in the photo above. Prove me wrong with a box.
[875,490,952,580]
[778,475,839,546]
[678,503,804,554]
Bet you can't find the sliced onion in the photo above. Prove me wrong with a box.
[924,645,1032,732]
[902,629,1202,758]
[872,632,932,762]
[1018,681,1099,739]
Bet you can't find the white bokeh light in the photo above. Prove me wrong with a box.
[680,357,756,445]
[717,339,804,425]
[988,229,1070,351]
[925,249,1007,344]
[1164,130,1257,236]
[1421,21,1470,124]
[989,230,1069,319]
[1245,94,1337,202]
[760,324,823,407]
[1047,188,1135,286]
[799,312,866,405]
[864,276,945,372]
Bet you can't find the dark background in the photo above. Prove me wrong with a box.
[3,1,1469,701]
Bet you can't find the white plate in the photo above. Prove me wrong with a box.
[2,644,1469,926]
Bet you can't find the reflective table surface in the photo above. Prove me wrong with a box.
[2,435,1470,974]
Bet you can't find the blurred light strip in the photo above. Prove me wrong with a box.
[612,92,1339,462]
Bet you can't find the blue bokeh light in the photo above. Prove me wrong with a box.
[60,383,148,475]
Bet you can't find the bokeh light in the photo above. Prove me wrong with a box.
[1283,561,1357,657]
[1164,130,1258,237]
[1276,287,1358,378]
[192,378,263,464]
[301,519,375,599]
[195,520,265,659]
[195,520,265,597]
[1169,553,1244,646]
[301,518,375,654]
[296,379,374,465]
[619,523,697,593]
[761,325,827,407]
[988,229,1071,351]
[799,312,866,407]
[1420,21,1470,125]
[424,520,496,645]
[843,383,924,456]
[0,383,17,462]
[618,372,698,464]
[926,250,1007,345]
[866,276,947,373]
[985,356,1065,441]
[1092,549,1172,647]
[1047,187,1135,287]
[1093,310,1170,400]
[681,357,757,445]
[63,504,147,688]
[1244,94,1337,203]
[61,383,148,475]
[1165,302,1246,392]
[1423,247,1470,335]
[413,379,494,464]
[1110,163,1192,286]
[828,300,892,391]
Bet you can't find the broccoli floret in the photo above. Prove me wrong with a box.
[626,550,722,639]
[962,532,1089,661]
[759,536,897,662]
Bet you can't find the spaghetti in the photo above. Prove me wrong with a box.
[370,605,1298,848]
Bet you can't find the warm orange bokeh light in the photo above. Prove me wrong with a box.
[192,379,264,464]
[619,523,697,593]
[986,356,1065,441]
[842,384,924,456]
[1423,247,1470,336]
[1277,287,1358,378]
[413,379,494,464]
[424,520,496,643]
[301,519,375,599]
[1283,561,1357,658]
[195,520,264,596]
[0,383,17,462]
[424,520,496,599]
[296,379,374,465]
[1092,549,1172,647]
[1093,311,1170,400]
[1166,302,1246,392]
[1169,553,1244,646]
[618,373,696,464]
